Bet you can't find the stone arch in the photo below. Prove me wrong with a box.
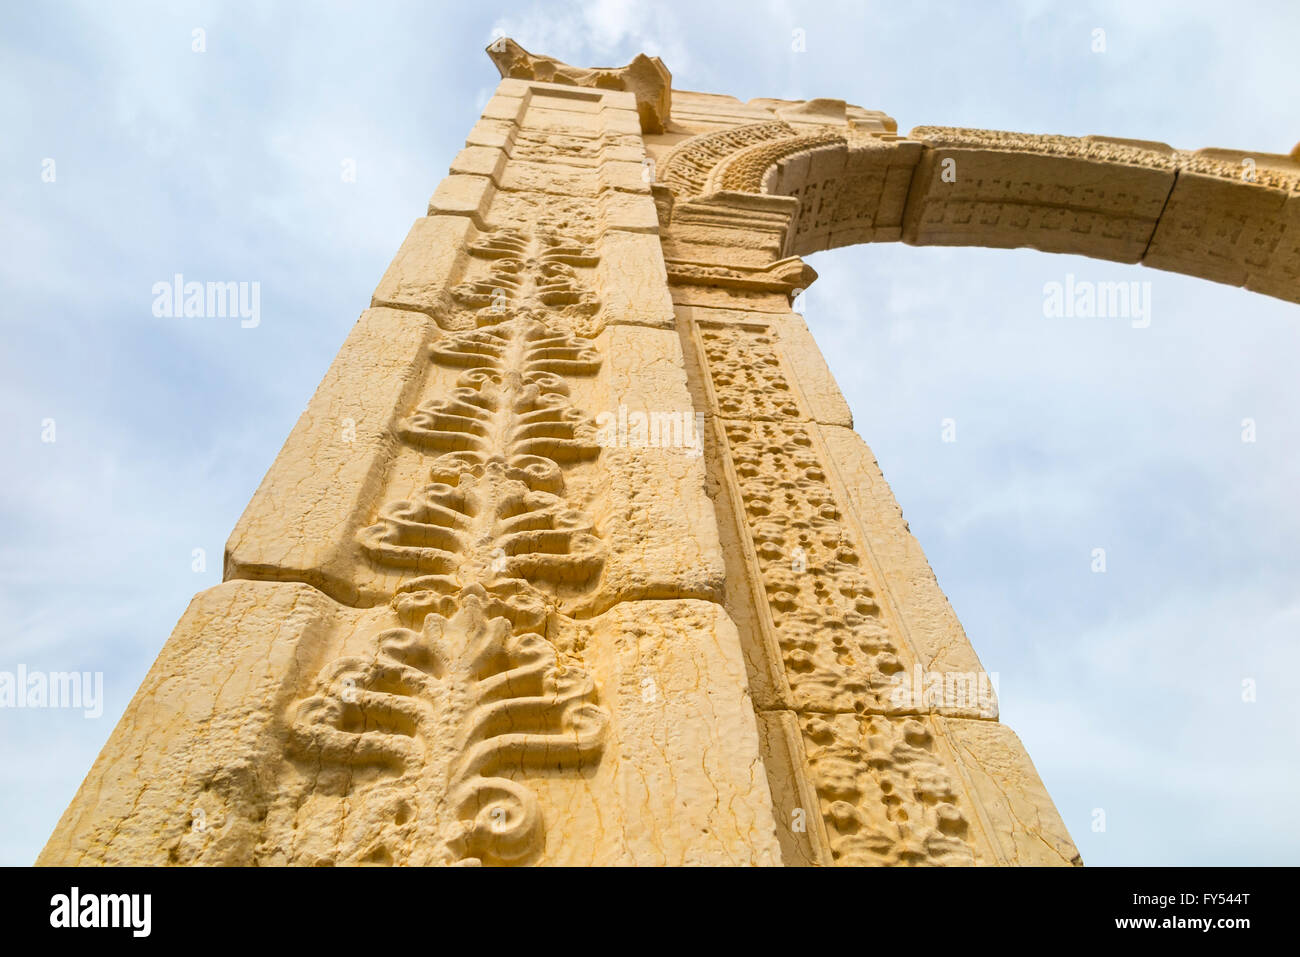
[46,42,1294,869]
[652,101,1300,304]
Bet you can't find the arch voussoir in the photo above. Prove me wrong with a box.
[651,97,1300,305]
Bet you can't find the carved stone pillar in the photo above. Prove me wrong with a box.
[47,42,1292,866]
[41,65,778,868]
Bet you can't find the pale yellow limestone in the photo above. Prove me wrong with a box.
[46,42,1293,868]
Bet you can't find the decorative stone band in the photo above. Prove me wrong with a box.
[907,126,1181,171]
[911,126,1300,192]
[677,303,1080,866]
[691,317,995,720]
[660,121,803,197]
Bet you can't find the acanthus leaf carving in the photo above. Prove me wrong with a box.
[285,585,607,866]
[279,224,612,866]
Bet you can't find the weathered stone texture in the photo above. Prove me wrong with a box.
[48,42,1291,867]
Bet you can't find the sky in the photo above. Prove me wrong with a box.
[2,0,1297,866]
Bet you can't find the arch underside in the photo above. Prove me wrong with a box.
[651,93,1300,304]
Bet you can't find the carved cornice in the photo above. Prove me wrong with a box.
[908,126,1181,169]
[910,126,1300,192]
[664,255,818,295]
[486,38,671,133]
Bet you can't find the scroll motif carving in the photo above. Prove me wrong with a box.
[448,227,603,331]
[359,314,605,595]
[284,587,606,866]
[364,227,606,599]
[280,226,610,865]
